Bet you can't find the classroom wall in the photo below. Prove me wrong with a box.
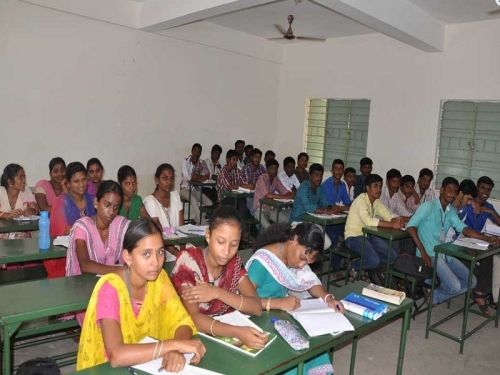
[273,19,500,191]
[0,0,282,195]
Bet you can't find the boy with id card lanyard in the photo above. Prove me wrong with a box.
[407,177,500,305]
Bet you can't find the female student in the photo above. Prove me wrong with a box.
[245,222,344,375]
[117,165,149,221]
[86,158,104,196]
[77,219,205,371]
[34,157,66,212]
[66,180,130,277]
[171,205,268,350]
[0,163,38,239]
[143,164,183,230]
[46,162,96,278]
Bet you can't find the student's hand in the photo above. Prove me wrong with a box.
[284,191,294,199]
[390,217,404,229]
[326,297,345,313]
[10,209,23,218]
[421,252,433,268]
[278,296,301,311]
[172,339,206,364]
[161,351,186,373]
[236,327,269,349]
[181,281,219,304]
[486,236,500,248]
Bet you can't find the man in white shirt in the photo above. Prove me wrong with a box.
[205,144,224,179]
[278,156,301,192]
[235,139,245,170]
[380,168,413,217]
[416,168,436,204]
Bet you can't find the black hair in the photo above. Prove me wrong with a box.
[235,140,245,147]
[344,167,356,176]
[386,168,402,180]
[251,148,262,157]
[332,159,344,168]
[401,175,415,186]
[49,157,66,172]
[264,150,275,158]
[192,143,202,151]
[459,179,477,198]
[266,159,279,169]
[365,173,383,187]
[226,149,239,160]
[441,176,459,189]
[155,163,175,180]
[117,165,137,184]
[209,205,244,234]
[418,168,434,180]
[65,162,86,182]
[297,152,309,161]
[360,157,373,167]
[477,176,495,188]
[96,180,124,202]
[86,157,104,171]
[244,145,253,152]
[308,163,324,175]
[1,164,23,187]
[211,144,222,154]
[283,156,295,167]
[123,218,162,252]
[254,222,324,254]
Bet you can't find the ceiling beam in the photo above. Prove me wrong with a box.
[312,0,444,52]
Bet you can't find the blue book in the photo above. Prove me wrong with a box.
[343,292,389,313]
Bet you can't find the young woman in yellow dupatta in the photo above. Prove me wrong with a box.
[77,219,206,371]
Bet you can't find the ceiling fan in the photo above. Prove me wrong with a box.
[488,0,500,14]
[268,15,325,42]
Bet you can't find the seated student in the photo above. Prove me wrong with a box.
[398,175,419,214]
[294,152,310,183]
[117,165,149,221]
[416,168,436,204]
[171,206,267,350]
[380,169,413,218]
[452,179,477,221]
[143,164,183,230]
[235,139,246,170]
[279,156,301,193]
[241,148,266,187]
[86,158,104,196]
[243,144,253,165]
[34,157,66,212]
[0,164,38,239]
[343,167,356,201]
[345,174,403,284]
[179,143,212,224]
[246,222,343,375]
[322,159,351,210]
[407,177,500,306]
[253,159,293,229]
[205,144,223,180]
[264,150,276,164]
[353,157,373,198]
[76,219,205,371]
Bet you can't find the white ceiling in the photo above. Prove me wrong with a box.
[408,0,500,24]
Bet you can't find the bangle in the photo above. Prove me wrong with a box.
[323,294,334,304]
[238,295,244,311]
[152,340,159,360]
[210,319,217,336]
[156,340,164,360]
[266,298,271,312]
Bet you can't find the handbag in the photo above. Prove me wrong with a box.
[16,358,61,375]
[392,253,433,280]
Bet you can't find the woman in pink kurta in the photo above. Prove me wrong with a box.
[34,157,66,212]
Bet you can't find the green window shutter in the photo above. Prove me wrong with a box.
[305,99,326,165]
[345,99,370,169]
[324,100,350,168]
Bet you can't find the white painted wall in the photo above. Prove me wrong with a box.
[0,0,282,195]
[274,19,500,190]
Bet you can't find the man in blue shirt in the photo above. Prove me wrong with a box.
[407,177,499,305]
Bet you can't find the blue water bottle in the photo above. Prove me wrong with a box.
[38,211,51,251]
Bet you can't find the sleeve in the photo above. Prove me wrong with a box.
[34,180,46,195]
[407,202,431,229]
[143,196,159,218]
[318,185,329,208]
[296,185,318,213]
[321,180,332,205]
[239,168,248,185]
[162,274,197,337]
[200,160,210,176]
[73,224,88,241]
[374,200,396,221]
[356,199,381,227]
[171,191,182,213]
[450,209,467,234]
[181,158,191,181]
[170,252,198,291]
[22,189,36,204]
[341,184,352,205]
[217,169,230,191]
[274,177,289,195]
[247,261,268,289]
[96,282,121,322]
[254,176,266,202]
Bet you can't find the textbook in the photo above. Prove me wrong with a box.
[362,283,406,305]
[199,311,276,357]
[231,187,254,194]
[289,298,354,337]
[483,219,500,236]
[453,235,489,250]
[307,213,347,219]
[341,293,389,321]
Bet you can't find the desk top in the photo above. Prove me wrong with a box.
[301,213,347,226]
[363,227,410,241]
[221,190,254,199]
[0,238,67,265]
[0,219,39,233]
[189,180,217,188]
[434,242,500,262]
[73,281,412,375]
[259,198,294,209]
[164,235,206,247]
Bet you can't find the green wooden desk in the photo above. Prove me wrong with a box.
[220,190,254,211]
[73,281,412,375]
[0,274,97,374]
[362,227,410,286]
[258,198,294,225]
[425,242,500,354]
[187,180,217,223]
[0,239,66,266]
[164,234,206,248]
[0,219,39,234]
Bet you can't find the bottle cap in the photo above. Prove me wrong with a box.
[40,211,49,218]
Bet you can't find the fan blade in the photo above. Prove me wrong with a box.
[488,8,500,14]
[296,36,326,42]
[267,37,285,40]
[274,24,287,35]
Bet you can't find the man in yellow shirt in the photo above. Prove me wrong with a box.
[345,174,404,284]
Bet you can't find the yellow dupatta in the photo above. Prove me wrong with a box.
[77,270,196,370]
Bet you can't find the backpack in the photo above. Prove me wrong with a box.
[16,358,61,375]
[392,253,433,280]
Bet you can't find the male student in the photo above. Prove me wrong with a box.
[380,169,413,217]
[399,175,419,214]
[179,143,212,224]
[353,157,373,198]
[241,148,266,186]
[416,168,436,203]
[234,139,245,170]
[345,174,403,284]
[243,144,253,165]
[407,177,500,305]
[294,152,310,183]
[264,150,276,163]
[205,144,223,180]
[279,156,301,192]
[343,167,356,201]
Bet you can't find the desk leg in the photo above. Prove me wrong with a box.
[396,307,411,375]
[349,336,358,375]
[187,184,192,224]
[297,361,304,375]
[199,186,203,224]
[496,287,500,328]
[425,254,439,339]
[3,324,11,375]
[259,202,263,232]
[276,206,280,224]
[459,260,475,354]
[385,239,393,287]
